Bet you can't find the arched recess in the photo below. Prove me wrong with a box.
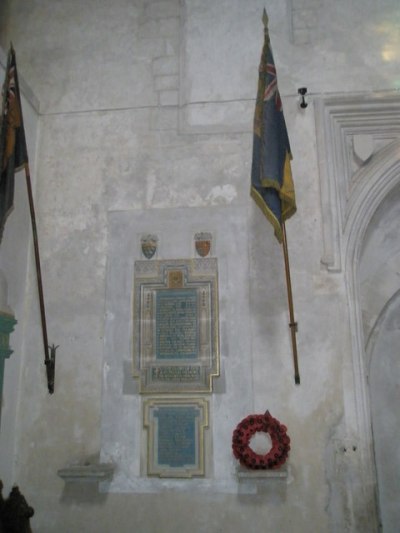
[360,190,400,531]
[342,138,400,531]
[365,288,400,532]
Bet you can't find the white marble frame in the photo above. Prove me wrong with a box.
[143,397,209,479]
[132,258,220,394]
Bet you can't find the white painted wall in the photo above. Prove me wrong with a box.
[0,1,399,531]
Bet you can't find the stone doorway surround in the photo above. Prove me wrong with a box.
[315,92,400,532]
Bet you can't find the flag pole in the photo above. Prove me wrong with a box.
[8,44,56,394]
[281,222,300,385]
[24,162,55,394]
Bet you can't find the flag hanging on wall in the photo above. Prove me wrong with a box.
[250,10,296,243]
[0,45,28,241]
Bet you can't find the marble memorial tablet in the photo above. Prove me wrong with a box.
[143,397,208,478]
[133,259,219,393]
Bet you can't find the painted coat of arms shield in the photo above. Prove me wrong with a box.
[194,232,211,258]
[141,234,158,259]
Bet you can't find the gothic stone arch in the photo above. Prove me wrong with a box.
[316,93,400,532]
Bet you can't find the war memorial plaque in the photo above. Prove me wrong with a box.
[133,259,219,393]
[155,289,198,359]
[143,397,208,478]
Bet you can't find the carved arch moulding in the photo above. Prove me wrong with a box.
[314,92,400,272]
[314,93,400,532]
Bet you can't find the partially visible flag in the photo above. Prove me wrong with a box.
[0,45,28,241]
[250,10,296,243]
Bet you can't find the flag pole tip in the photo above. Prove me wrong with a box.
[295,375,300,385]
[262,9,269,27]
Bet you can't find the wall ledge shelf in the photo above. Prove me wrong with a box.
[236,465,288,480]
[57,463,115,483]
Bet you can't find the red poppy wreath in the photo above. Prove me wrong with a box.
[232,410,290,469]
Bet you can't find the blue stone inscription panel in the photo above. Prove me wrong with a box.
[155,406,197,467]
[156,289,198,359]
[144,398,208,478]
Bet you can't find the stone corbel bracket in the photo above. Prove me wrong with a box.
[236,465,289,496]
[314,92,400,272]
[236,465,288,480]
[57,463,114,483]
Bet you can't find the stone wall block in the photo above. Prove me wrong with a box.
[159,17,180,38]
[152,56,179,76]
[165,38,179,57]
[134,38,166,60]
[159,90,179,106]
[150,108,178,131]
[145,1,180,20]
[137,19,159,40]
[154,75,179,91]
[292,28,311,45]
[292,8,318,30]
[291,0,321,8]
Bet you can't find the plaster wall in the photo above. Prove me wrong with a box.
[0,1,398,532]
[0,49,40,489]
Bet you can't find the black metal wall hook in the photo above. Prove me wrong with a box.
[298,87,308,109]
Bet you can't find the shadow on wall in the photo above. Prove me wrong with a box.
[60,482,109,506]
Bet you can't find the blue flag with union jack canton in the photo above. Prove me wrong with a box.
[250,10,296,243]
[0,46,28,241]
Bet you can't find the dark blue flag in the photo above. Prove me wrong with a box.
[0,46,28,241]
[251,10,296,242]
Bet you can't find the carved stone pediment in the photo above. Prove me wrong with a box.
[314,92,400,271]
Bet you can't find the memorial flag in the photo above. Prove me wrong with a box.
[250,10,296,242]
[0,45,28,241]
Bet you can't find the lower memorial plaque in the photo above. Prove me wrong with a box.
[133,259,219,393]
[143,398,208,478]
